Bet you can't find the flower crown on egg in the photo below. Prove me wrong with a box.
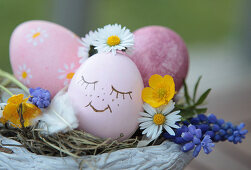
[78,23,134,63]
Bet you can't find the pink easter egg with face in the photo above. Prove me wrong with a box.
[10,20,83,97]
[68,53,144,140]
[128,26,189,91]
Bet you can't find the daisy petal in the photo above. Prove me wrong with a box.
[162,100,175,115]
[58,75,65,79]
[142,124,154,135]
[151,125,160,140]
[156,125,163,138]
[147,125,158,139]
[139,112,152,118]
[138,117,152,123]
[169,124,180,129]
[139,121,153,129]
[143,103,156,116]
[164,125,175,136]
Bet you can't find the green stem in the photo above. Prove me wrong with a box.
[0,84,14,96]
[1,79,11,86]
[0,69,29,94]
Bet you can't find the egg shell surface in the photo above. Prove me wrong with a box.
[10,20,82,97]
[128,26,189,91]
[68,53,144,140]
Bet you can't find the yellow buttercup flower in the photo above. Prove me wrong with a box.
[142,74,175,108]
[0,94,41,128]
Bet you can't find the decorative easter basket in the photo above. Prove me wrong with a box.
[0,136,193,170]
[0,88,193,170]
[0,22,248,170]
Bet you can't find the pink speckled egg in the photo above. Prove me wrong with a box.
[10,20,83,97]
[68,53,144,140]
[128,26,189,91]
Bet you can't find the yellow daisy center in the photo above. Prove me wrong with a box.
[66,72,75,79]
[32,32,41,39]
[107,35,120,46]
[153,113,166,125]
[22,71,28,79]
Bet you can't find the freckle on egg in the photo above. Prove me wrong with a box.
[112,99,114,102]
[97,96,100,98]
[102,99,104,101]
[117,104,119,107]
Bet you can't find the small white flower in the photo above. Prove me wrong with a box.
[58,63,76,86]
[26,28,48,46]
[93,24,134,55]
[78,30,97,64]
[17,64,32,85]
[138,100,181,140]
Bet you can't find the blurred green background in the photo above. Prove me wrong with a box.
[0,0,246,72]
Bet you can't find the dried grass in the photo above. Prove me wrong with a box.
[0,123,139,158]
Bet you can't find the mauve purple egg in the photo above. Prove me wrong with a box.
[128,26,189,91]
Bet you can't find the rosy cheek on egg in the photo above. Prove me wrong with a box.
[68,53,144,141]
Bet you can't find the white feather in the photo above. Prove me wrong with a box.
[36,88,79,135]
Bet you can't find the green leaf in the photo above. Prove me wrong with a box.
[193,76,202,103]
[180,109,196,121]
[195,88,211,106]
[183,79,191,105]
[177,77,210,122]
[179,105,195,118]
[194,108,208,114]
[175,104,186,109]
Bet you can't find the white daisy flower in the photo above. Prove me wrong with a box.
[58,63,76,86]
[93,24,134,55]
[26,28,48,46]
[138,100,181,140]
[78,30,98,63]
[17,64,32,85]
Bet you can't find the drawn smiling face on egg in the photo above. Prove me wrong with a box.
[68,53,144,140]
[79,75,133,114]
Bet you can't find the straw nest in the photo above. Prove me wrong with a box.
[0,122,142,158]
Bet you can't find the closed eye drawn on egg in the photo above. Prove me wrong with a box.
[110,86,132,100]
[78,76,98,90]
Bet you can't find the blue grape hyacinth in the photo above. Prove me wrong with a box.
[163,114,247,156]
[164,125,215,157]
[29,87,51,108]
[188,114,248,144]
[227,123,248,144]
[181,125,214,157]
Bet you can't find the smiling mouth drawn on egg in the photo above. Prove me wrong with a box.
[85,101,112,113]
